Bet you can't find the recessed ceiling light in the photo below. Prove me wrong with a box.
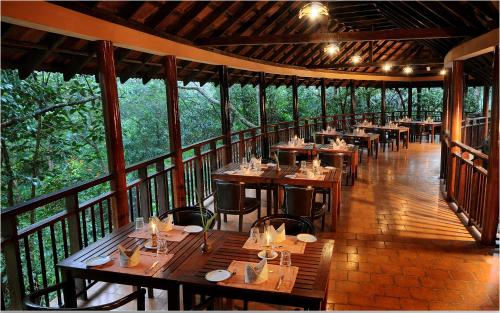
[439,69,447,75]
[299,2,329,21]
[426,66,431,71]
[403,66,413,74]
[351,55,362,64]
[382,63,392,72]
[324,43,340,56]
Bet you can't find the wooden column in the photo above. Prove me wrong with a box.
[407,86,413,118]
[482,85,490,140]
[292,76,299,135]
[321,79,327,129]
[442,74,449,134]
[164,55,186,207]
[381,81,386,125]
[482,46,499,245]
[96,41,129,227]
[219,65,232,163]
[447,60,464,200]
[416,87,422,120]
[350,81,356,125]
[259,72,269,158]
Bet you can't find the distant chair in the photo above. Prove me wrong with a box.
[282,185,327,231]
[277,150,297,166]
[415,124,431,143]
[214,180,261,232]
[378,130,395,152]
[159,206,215,229]
[23,282,146,310]
[251,214,315,235]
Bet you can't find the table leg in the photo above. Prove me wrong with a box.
[182,285,194,310]
[396,131,400,151]
[375,138,379,159]
[273,184,280,214]
[266,185,272,216]
[405,130,409,149]
[61,270,77,308]
[366,138,371,163]
[330,184,338,232]
[431,126,435,143]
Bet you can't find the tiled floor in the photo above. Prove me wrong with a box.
[80,142,499,311]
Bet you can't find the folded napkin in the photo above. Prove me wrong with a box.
[150,216,173,232]
[269,223,286,243]
[284,174,296,179]
[245,259,269,284]
[118,245,140,267]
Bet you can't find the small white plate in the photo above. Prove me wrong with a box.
[205,269,232,282]
[297,233,317,243]
[85,256,111,267]
[144,240,157,250]
[258,250,278,260]
[184,225,203,233]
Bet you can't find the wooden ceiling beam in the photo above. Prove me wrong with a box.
[18,34,66,79]
[119,54,156,83]
[205,2,256,39]
[187,1,234,41]
[197,27,469,46]
[167,2,208,34]
[144,1,182,30]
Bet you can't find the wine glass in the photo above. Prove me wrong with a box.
[156,234,168,258]
[280,250,292,286]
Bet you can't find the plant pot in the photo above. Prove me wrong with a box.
[201,231,211,253]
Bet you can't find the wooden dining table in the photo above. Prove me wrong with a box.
[315,131,380,162]
[355,124,410,151]
[212,163,342,231]
[57,226,334,310]
[397,121,441,143]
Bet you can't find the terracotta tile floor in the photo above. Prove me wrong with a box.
[80,142,499,311]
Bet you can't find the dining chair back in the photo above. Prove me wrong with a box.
[250,214,315,235]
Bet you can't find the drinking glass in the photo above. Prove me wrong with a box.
[250,227,260,244]
[135,217,144,230]
[280,250,292,285]
[300,160,307,173]
[156,234,168,257]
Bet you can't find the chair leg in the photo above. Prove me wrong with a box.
[147,287,154,299]
[238,214,243,232]
[321,215,325,231]
[217,213,222,230]
[223,214,228,223]
[137,288,146,311]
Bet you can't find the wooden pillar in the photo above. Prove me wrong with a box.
[442,71,451,134]
[350,81,356,125]
[259,72,269,158]
[96,41,129,227]
[483,85,490,140]
[447,60,464,200]
[381,81,386,125]
[407,86,413,119]
[482,46,499,245]
[219,65,232,163]
[416,87,422,120]
[164,55,186,207]
[321,79,327,129]
[292,76,299,135]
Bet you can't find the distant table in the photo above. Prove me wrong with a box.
[397,121,441,143]
[355,125,410,151]
[316,131,380,162]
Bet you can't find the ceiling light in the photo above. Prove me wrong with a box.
[351,55,362,64]
[299,2,329,20]
[403,66,413,74]
[426,66,431,71]
[324,43,340,56]
[382,63,392,72]
[439,69,447,75]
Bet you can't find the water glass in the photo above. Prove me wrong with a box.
[250,227,260,244]
[156,234,168,257]
[135,217,144,230]
[280,250,292,284]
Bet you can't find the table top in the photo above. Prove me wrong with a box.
[397,120,441,126]
[355,124,409,132]
[340,132,381,140]
[271,142,357,155]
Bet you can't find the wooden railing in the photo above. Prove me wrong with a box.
[442,133,491,241]
[0,111,448,309]
[461,116,489,149]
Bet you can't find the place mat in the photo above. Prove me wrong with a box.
[285,173,326,180]
[218,260,299,294]
[128,224,189,242]
[89,251,173,277]
[225,170,264,176]
[242,235,306,254]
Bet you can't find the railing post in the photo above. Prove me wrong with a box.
[381,81,386,125]
[239,133,245,161]
[250,129,257,155]
[138,167,151,218]
[194,146,205,202]
[482,46,499,245]
[1,214,24,309]
[155,161,168,216]
[304,119,310,140]
[219,65,232,164]
[408,85,413,118]
[96,41,129,228]
[417,87,422,120]
[482,85,490,140]
[350,81,356,126]
[259,72,269,158]
[292,76,299,135]
[209,141,218,171]
[66,193,86,300]
[164,55,186,207]
[321,79,327,129]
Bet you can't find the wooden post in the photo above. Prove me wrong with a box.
[350,81,356,126]
[442,72,450,134]
[381,81,386,125]
[194,146,205,202]
[483,85,490,140]
[481,46,499,245]
[155,161,168,216]
[447,60,464,201]
[321,79,327,129]
[1,214,25,309]
[96,41,129,227]
[65,193,85,299]
[416,87,422,120]
[164,55,186,207]
[138,167,151,218]
[292,76,299,135]
[407,86,413,119]
[259,72,269,158]
[219,65,232,163]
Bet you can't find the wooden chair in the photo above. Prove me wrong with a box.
[378,130,395,152]
[23,282,146,310]
[214,180,261,232]
[251,214,315,235]
[159,206,215,229]
[282,185,327,231]
[277,150,297,166]
[415,124,431,143]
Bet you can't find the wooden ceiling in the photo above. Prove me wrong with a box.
[1,1,498,87]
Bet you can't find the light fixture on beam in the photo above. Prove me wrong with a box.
[382,63,392,72]
[439,69,447,75]
[426,66,431,71]
[299,2,329,21]
[351,55,362,64]
[403,66,413,74]
[324,43,340,56]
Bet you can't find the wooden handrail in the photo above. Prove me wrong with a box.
[452,141,489,160]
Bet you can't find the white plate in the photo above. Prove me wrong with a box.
[258,250,278,260]
[85,256,111,267]
[144,240,157,250]
[205,269,232,282]
[297,233,317,243]
[184,225,203,233]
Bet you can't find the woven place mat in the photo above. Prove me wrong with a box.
[218,260,298,294]
[88,251,173,277]
[225,170,264,176]
[128,224,189,242]
[285,174,326,180]
[242,235,306,254]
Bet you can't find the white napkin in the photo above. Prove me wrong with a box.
[118,244,140,267]
[269,223,286,243]
[150,216,173,232]
[245,259,269,284]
